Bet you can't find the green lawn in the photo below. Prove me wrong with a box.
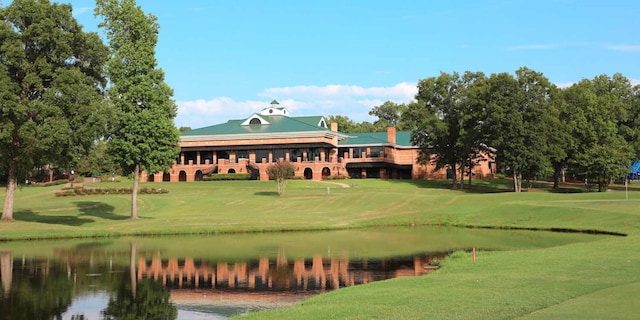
[1,178,639,319]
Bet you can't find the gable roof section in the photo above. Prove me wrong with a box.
[339,131,414,148]
[181,115,345,141]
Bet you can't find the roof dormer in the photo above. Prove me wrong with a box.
[260,100,289,116]
[241,114,270,126]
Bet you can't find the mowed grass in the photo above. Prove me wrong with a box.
[1,178,640,319]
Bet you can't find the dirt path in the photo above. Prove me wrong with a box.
[313,180,351,188]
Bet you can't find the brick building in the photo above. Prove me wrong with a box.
[143,101,494,182]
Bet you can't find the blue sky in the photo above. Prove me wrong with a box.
[56,0,640,128]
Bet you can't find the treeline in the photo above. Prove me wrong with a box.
[329,67,639,192]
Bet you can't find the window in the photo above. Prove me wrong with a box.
[201,151,213,164]
[307,148,320,161]
[249,118,261,124]
[217,151,229,161]
[272,149,286,162]
[370,146,383,158]
[290,148,303,162]
[236,150,248,160]
[338,147,349,159]
[256,149,269,163]
[353,147,366,159]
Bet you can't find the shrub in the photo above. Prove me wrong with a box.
[267,160,296,196]
[54,187,169,197]
[203,173,251,181]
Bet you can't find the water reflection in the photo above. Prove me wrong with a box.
[0,227,605,319]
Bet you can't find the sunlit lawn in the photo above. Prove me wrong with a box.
[1,178,640,319]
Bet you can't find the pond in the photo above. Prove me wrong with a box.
[0,226,606,319]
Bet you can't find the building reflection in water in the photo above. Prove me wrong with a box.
[136,248,443,293]
[0,245,444,318]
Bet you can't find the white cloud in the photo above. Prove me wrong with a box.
[72,7,93,16]
[260,82,417,101]
[175,83,418,129]
[606,44,640,52]
[507,44,553,51]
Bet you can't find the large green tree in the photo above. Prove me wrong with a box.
[95,0,180,219]
[565,74,634,191]
[484,68,554,192]
[408,71,489,189]
[0,0,109,221]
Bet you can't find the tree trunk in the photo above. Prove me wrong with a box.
[459,165,464,189]
[513,171,522,192]
[130,242,137,299]
[1,251,12,299]
[131,163,139,219]
[552,167,560,190]
[451,163,458,189]
[1,161,17,222]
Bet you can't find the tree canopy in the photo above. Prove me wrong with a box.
[1,0,110,221]
[372,68,638,192]
[95,0,180,219]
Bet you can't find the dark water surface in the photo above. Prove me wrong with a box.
[0,226,605,319]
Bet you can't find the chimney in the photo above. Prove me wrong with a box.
[387,127,396,144]
[331,122,338,132]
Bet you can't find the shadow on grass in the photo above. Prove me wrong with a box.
[16,209,95,226]
[254,191,279,196]
[74,201,128,221]
[380,178,590,194]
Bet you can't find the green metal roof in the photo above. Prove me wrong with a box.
[181,113,413,147]
[181,114,330,136]
[338,131,413,147]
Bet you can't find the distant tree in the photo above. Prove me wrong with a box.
[267,160,296,196]
[369,101,409,130]
[0,0,109,221]
[327,115,359,133]
[178,126,192,133]
[76,140,116,177]
[96,0,180,219]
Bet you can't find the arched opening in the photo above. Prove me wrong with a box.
[228,168,236,173]
[322,167,331,179]
[162,172,170,182]
[303,168,313,180]
[179,171,187,182]
[195,170,203,181]
[148,174,155,182]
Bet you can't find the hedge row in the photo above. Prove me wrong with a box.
[55,187,168,197]
[202,173,251,181]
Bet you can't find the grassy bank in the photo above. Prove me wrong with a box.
[1,179,639,319]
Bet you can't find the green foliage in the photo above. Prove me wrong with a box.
[95,0,180,218]
[369,100,410,130]
[102,277,177,320]
[267,160,296,195]
[203,173,251,181]
[564,74,635,192]
[326,115,379,133]
[54,187,168,197]
[409,71,489,189]
[0,0,109,221]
